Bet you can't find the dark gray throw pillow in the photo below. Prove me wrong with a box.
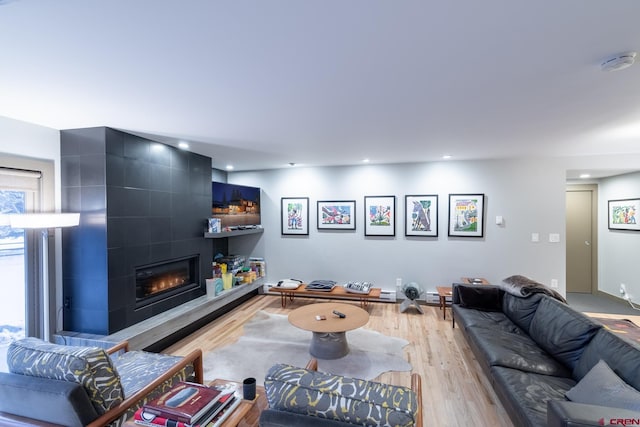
[565,359,640,411]
[457,285,503,312]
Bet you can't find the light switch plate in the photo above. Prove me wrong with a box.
[531,233,539,242]
[549,233,560,243]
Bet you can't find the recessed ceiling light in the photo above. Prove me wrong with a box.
[226,165,234,170]
[442,154,452,160]
[579,173,591,179]
[178,142,189,150]
[362,158,370,163]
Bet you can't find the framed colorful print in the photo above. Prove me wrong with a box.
[317,200,356,230]
[364,195,395,236]
[405,195,438,237]
[448,194,485,237]
[608,198,640,231]
[281,197,309,235]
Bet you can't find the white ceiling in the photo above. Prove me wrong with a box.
[1,1,640,175]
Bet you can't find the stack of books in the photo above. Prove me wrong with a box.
[133,381,241,427]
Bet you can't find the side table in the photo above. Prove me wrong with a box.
[460,277,491,285]
[124,379,267,427]
[208,379,267,427]
[435,286,452,320]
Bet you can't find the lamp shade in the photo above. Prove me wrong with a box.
[9,213,80,229]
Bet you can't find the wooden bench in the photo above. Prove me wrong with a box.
[269,284,382,309]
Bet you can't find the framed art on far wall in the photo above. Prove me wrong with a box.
[405,195,438,237]
[608,198,639,231]
[364,195,395,236]
[317,200,356,230]
[448,193,485,237]
[281,197,309,235]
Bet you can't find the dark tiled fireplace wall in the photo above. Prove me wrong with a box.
[61,127,213,335]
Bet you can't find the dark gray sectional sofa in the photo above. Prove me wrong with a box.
[452,282,640,427]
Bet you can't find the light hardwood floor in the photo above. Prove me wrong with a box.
[163,295,514,427]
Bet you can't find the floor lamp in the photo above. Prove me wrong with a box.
[9,213,80,342]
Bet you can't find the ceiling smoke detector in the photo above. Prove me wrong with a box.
[601,52,637,72]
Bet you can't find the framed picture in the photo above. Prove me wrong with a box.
[405,195,438,237]
[281,197,309,235]
[448,194,485,237]
[608,198,640,231]
[364,195,396,236]
[317,200,356,230]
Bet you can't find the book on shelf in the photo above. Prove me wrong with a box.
[134,391,237,427]
[142,382,222,424]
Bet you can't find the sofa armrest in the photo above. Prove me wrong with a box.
[86,348,203,427]
[0,372,98,426]
[411,372,423,427]
[547,400,640,427]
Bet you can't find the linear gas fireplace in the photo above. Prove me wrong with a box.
[135,256,200,309]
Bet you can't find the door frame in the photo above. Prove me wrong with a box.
[566,184,598,294]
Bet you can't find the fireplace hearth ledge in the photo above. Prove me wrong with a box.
[55,281,263,351]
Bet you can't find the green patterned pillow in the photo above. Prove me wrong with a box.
[265,363,418,427]
[7,338,124,415]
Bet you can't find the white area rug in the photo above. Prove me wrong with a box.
[203,311,411,385]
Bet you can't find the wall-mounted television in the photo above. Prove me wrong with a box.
[212,182,261,229]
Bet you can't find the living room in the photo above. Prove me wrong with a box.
[2,2,640,426]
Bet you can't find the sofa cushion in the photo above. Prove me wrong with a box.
[565,360,640,411]
[502,292,544,334]
[111,350,191,397]
[574,328,640,390]
[452,305,522,334]
[466,326,571,377]
[456,285,503,311]
[7,337,124,415]
[264,363,419,427]
[528,297,601,370]
[0,371,99,426]
[491,366,576,427]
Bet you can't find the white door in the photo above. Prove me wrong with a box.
[566,189,594,293]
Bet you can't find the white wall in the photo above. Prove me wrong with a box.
[0,115,61,207]
[598,171,640,303]
[229,157,568,295]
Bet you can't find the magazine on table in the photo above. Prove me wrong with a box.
[209,396,241,427]
[142,382,222,424]
[134,391,237,427]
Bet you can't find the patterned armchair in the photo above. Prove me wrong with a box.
[260,359,423,427]
[0,337,203,426]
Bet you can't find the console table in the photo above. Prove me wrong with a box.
[270,284,381,309]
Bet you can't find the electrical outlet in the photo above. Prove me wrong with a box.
[64,297,70,309]
[550,279,558,289]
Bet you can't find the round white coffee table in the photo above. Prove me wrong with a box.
[288,302,369,359]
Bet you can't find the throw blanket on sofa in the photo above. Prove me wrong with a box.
[499,275,567,303]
